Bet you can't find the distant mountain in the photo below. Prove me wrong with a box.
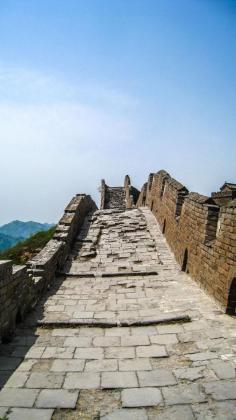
[0,232,24,252]
[0,220,55,252]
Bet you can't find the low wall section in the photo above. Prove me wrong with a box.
[0,194,97,342]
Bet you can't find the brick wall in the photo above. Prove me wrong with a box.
[137,170,236,313]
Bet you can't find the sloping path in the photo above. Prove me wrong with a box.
[0,208,236,419]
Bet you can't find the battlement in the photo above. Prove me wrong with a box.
[100,176,140,210]
[137,170,236,312]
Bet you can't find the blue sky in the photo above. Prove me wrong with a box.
[0,0,235,224]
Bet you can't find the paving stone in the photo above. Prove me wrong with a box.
[138,369,176,387]
[93,336,120,347]
[64,372,100,389]
[16,359,38,372]
[74,347,104,359]
[3,207,236,420]
[4,372,28,387]
[209,360,235,379]
[36,389,79,408]
[63,336,92,347]
[162,383,206,405]
[51,359,85,372]
[41,346,74,359]
[157,324,184,334]
[79,327,104,336]
[26,372,64,388]
[105,327,131,336]
[85,359,118,372]
[192,401,236,420]
[174,367,205,381]
[203,380,236,400]
[150,334,178,345]
[121,336,150,346]
[25,347,45,358]
[101,372,138,388]
[101,408,148,420]
[136,345,167,358]
[0,388,39,407]
[105,347,135,359]
[151,405,194,420]
[187,352,218,361]
[8,408,54,420]
[119,358,152,371]
[131,326,157,336]
[184,320,207,331]
[73,311,94,318]
[122,387,162,407]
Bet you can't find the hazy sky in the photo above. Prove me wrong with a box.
[0,0,235,225]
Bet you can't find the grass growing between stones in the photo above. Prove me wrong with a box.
[52,390,121,420]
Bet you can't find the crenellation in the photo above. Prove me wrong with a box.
[139,170,236,312]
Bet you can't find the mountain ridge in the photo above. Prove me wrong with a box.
[0,220,55,251]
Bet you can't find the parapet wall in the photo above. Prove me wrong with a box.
[0,194,97,342]
[100,176,140,210]
[137,170,236,313]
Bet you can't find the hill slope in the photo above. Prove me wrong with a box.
[0,220,54,240]
[0,232,24,251]
[0,227,56,265]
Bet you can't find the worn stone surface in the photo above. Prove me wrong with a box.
[101,408,148,420]
[101,372,138,389]
[162,383,206,405]
[203,380,236,400]
[122,387,162,407]
[149,405,194,420]
[0,388,39,407]
[36,389,79,408]
[8,408,54,420]
[0,205,235,419]
[138,369,176,387]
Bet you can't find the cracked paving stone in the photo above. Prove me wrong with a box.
[203,380,236,400]
[162,383,206,405]
[192,401,236,420]
[209,360,236,380]
[174,367,205,381]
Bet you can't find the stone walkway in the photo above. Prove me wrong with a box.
[0,208,236,419]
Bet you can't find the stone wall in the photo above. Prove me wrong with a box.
[0,194,97,342]
[137,170,236,313]
[124,175,140,209]
[100,177,140,210]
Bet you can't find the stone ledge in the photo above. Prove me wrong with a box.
[37,313,191,329]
